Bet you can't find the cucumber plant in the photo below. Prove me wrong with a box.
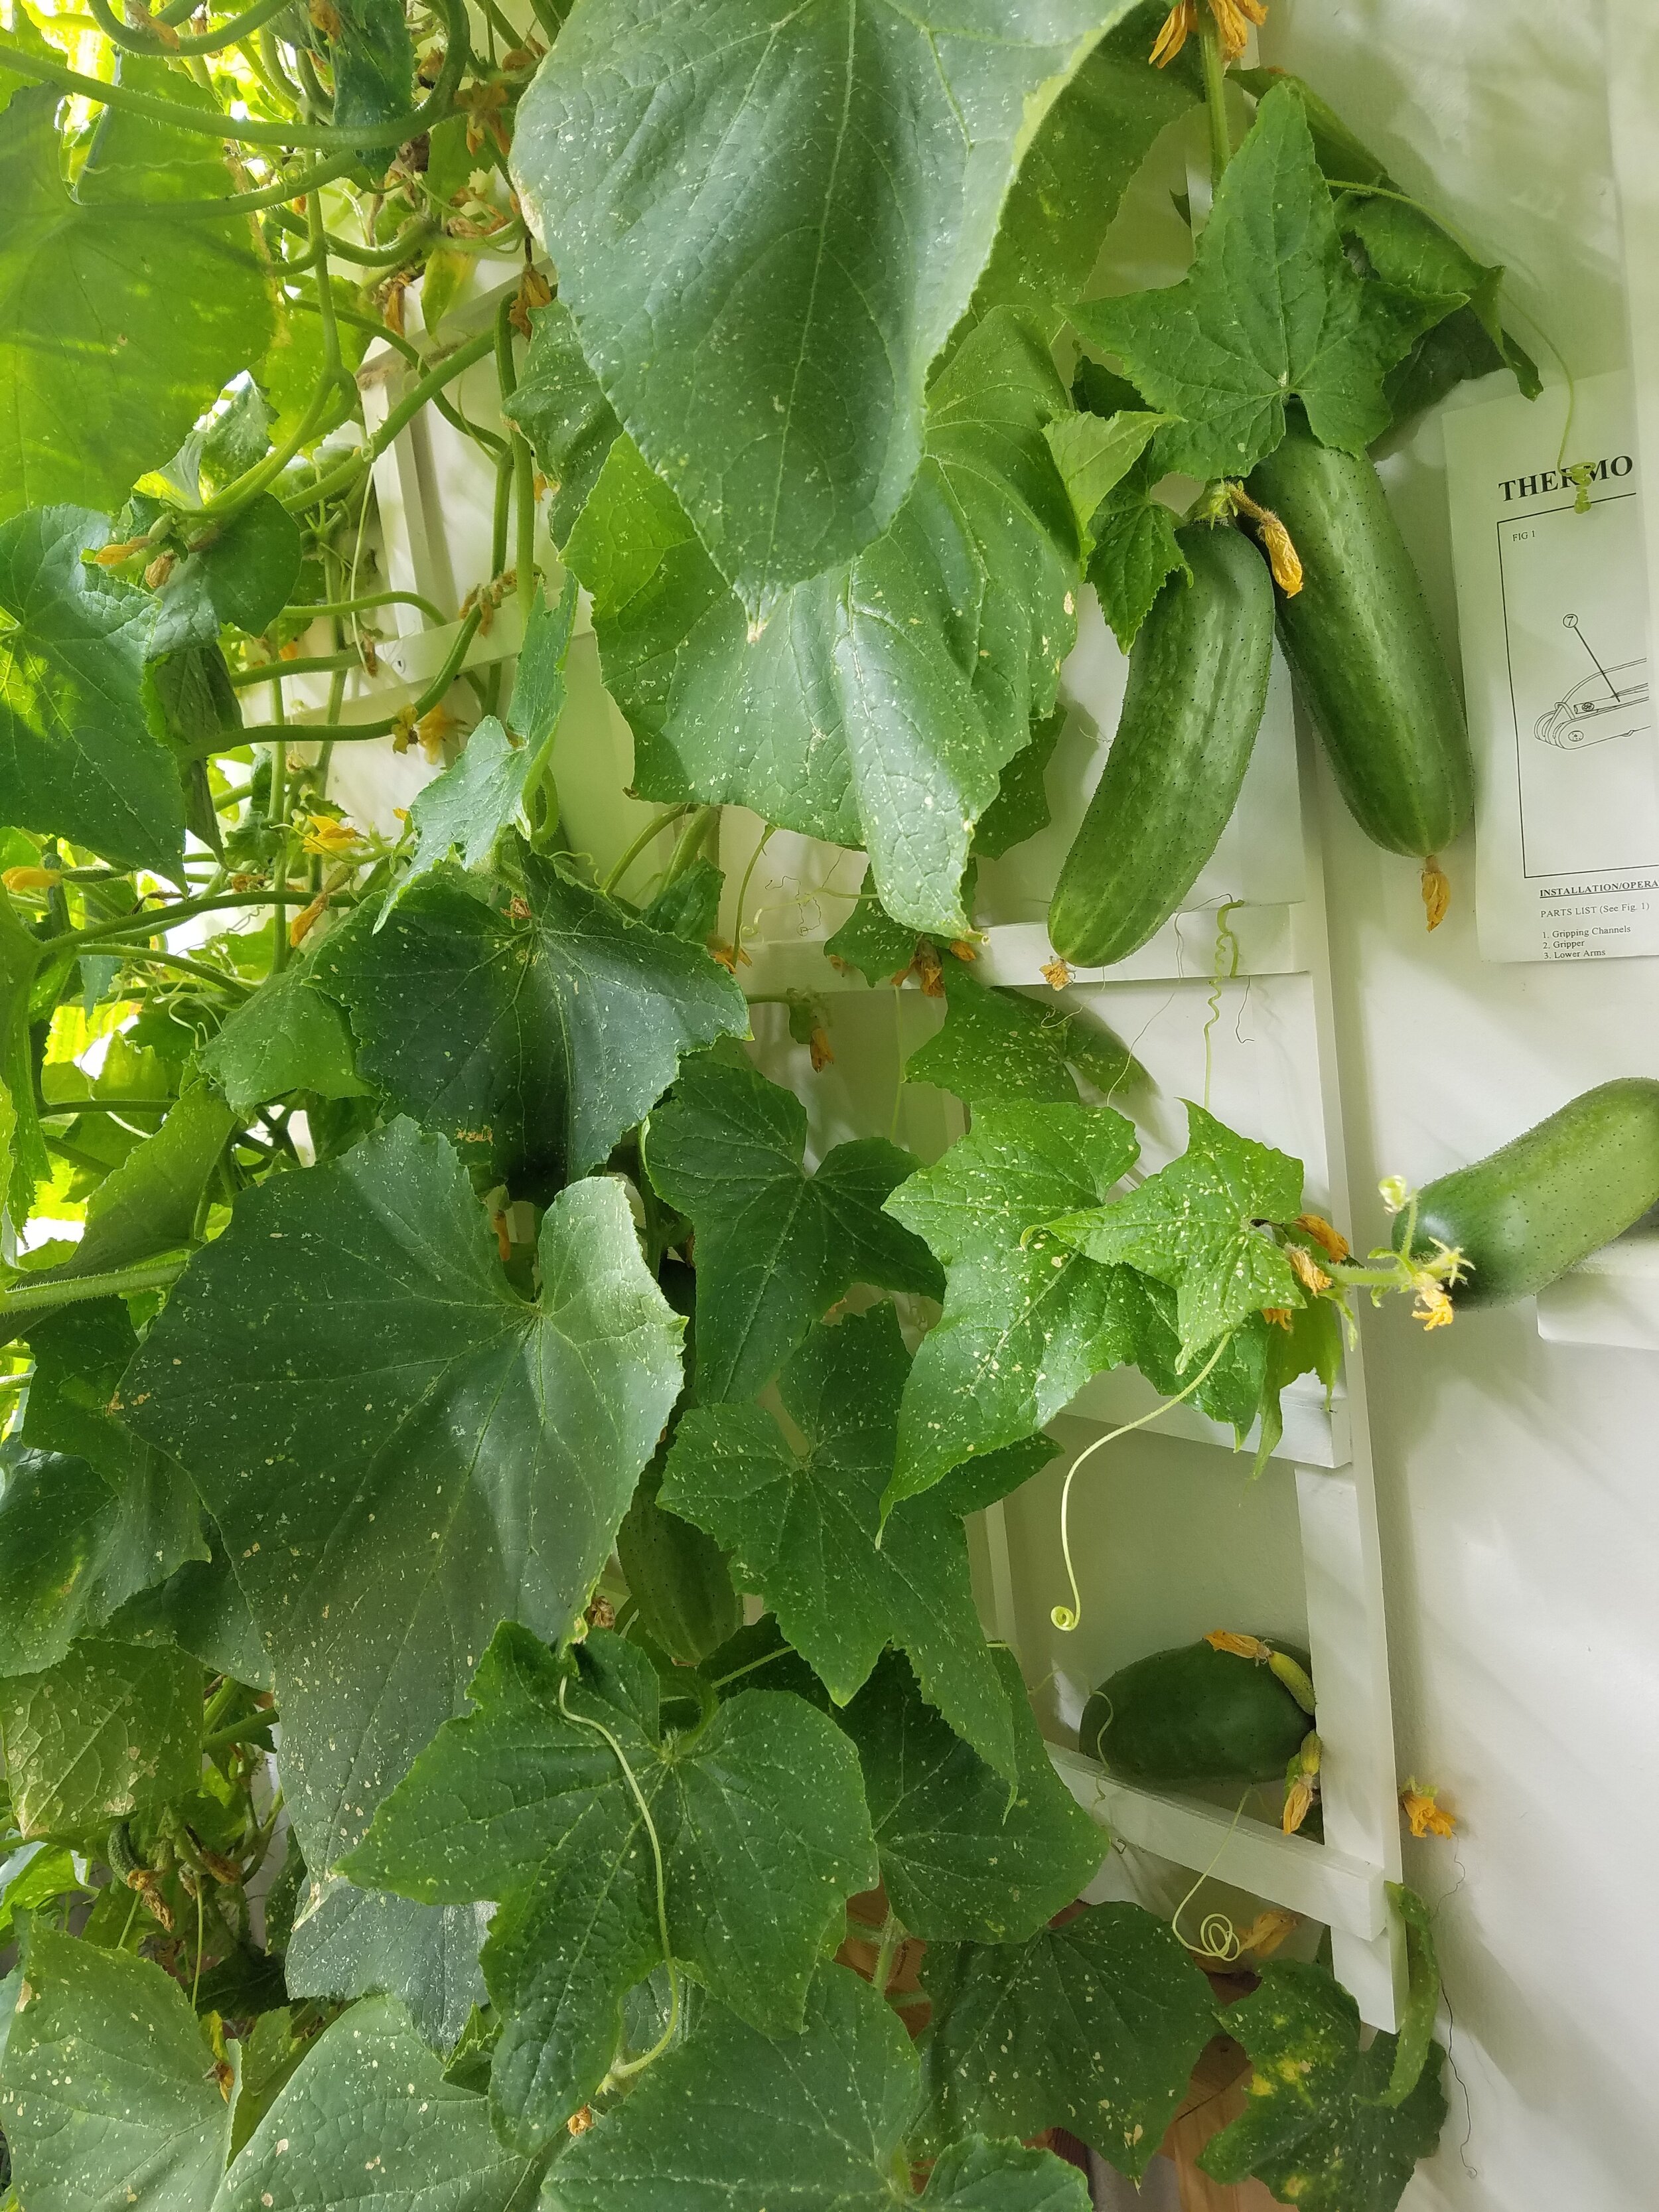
[0,1,1544,2207]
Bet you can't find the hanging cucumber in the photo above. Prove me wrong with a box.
[1395,1077,1659,1305]
[1048,523,1274,968]
[1246,419,1474,924]
[1079,1635,1314,1787]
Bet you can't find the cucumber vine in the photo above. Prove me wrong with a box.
[0,1,1534,2206]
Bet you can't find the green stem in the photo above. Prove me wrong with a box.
[662,806,719,893]
[228,651,362,687]
[493,292,540,616]
[42,889,309,955]
[600,806,692,896]
[159,149,363,219]
[287,297,512,458]
[1,0,469,148]
[1198,15,1232,186]
[118,948,259,993]
[85,0,293,58]
[288,589,449,625]
[284,325,496,512]
[0,1258,189,1317]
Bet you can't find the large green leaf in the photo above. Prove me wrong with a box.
[1198,1961,1447,2211]
[0,882,47,1213]
[0,504,186,870]
[283,1884,492,2055]
[1,1920,236,2212]
[882,1102,1141,1508]
[124,1120,684,1907]
[0,1635,201,1836]
[197,962,368,1113]
[214,1994,540,2212]
[149,495,305,656]
[839,1648,1104,1943]
[0,82,273,522]
[316,855,748,1199]
[38,1078,234,1288]
[556,1963,1081,2212]
[641,1052,942,1402]
[574,310,1081,934]
[502,300,621,551]
[917,1904,1216,2175]
[662,1306,1026,1779]
[1048,1100,1305,1361]
[971,3,1198,335]
[0,1301,205,1673]
[1071,84,1449,482]
[921,2138,1092,2212]
[905,961,1142,1108]
[514,0,1133,613]
[344,1625,876,2150]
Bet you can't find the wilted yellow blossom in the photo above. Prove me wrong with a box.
[1152,0,1266,68]
[1400,1779,1457,1839]
[1287,1242,1331,1295]
[1296,1213,1350,1262]
[1206,1630,1273,1661]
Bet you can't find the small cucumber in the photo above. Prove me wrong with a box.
[1078,1637,1313,1787]
[616,1461,743,1664]
[1048,522,1273,967]
[1396,1077,1659,1305]
[1246,421,1473,864]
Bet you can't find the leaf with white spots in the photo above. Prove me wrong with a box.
[642,1053,942,1404]
[882,1102,1143,1511]
[344,1625,876,2151]
[123,1120,684,2041]
[1198,1960,1447,2212]
[1,1918,236,2212]
[213,1993,540,2212]
[916,1903,1215,2177]
[569,311,1082,935]
[1047,1100,1305,1361]
[0,1635,201,1836]
[316,851,748,1202]
[662,1306,1040,1779]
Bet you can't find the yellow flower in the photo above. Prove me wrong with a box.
[1412,1278,1455,1330]
[1151,1,1197,66]
[1421,855,1451,930]
[1228,487,1303,594]
[1400,1779,1457,1839]
[288,891,328,948]
[1295,1213,1350,1263]
[1040,956,1074,990]
[1206,1630,1272,1661]
[1152,0,1266,68]
[1262,1306,1294,1331]
[1210,0,1269,62]
[300,814,363,857]
[3,866,58,893]
[1286,1242,1331,1295]
[1235,1907,1299,1960]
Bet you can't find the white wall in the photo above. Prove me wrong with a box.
[1266,5,1658,2205]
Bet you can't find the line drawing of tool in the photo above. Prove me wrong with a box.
[1534,614,1651,749]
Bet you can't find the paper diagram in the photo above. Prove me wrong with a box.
[1534,615,1652,751]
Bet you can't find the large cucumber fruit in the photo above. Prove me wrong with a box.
[1246,421,1473,865]
[1396,1077,1659,1305]
[1079,1637,1313,1787]
[616,1461,743,1664]
[1048,523,1273,967]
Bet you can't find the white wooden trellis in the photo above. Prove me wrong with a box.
[280,265,1411,2032]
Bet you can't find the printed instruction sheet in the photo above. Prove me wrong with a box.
[1445,370,1659,962]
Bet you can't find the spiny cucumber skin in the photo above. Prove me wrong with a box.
[1079,1638,1313,1788]
[1048,522,1273,968]
[1398,1077,1659,1306]
[1247,422,1474,859]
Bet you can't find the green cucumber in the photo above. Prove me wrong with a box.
[1396,1077,1659,1305]
[616,1461,743,1664]
[1246,421,1473,867]
[1078,1637,1313,1787]
[1048,522,1273,967]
